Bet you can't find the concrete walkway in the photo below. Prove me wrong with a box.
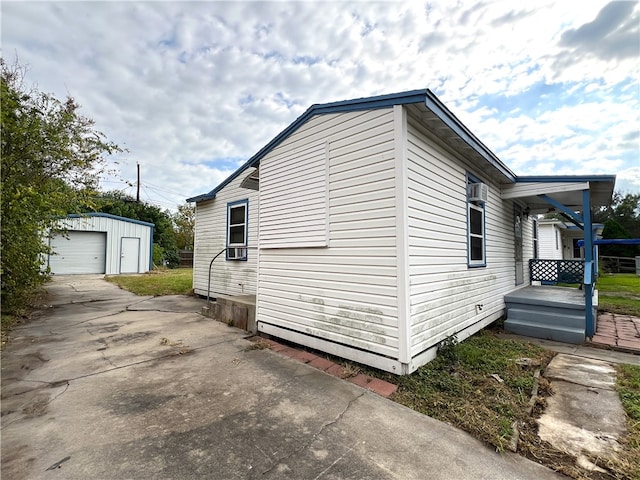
[1,275,564,480]
[538,354,627,473]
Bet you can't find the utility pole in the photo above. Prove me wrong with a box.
[136,162,140,202]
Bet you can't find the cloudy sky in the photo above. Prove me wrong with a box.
[3,1,639,209]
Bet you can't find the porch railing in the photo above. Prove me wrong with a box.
[529,259,584,284]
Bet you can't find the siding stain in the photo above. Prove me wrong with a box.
[323,318,388,345]
[336,305,384,324]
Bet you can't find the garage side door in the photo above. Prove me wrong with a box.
[49,231,107,274]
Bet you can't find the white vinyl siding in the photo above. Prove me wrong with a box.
[405,113,534,358]
[257,108,400,361]
[538,223,564,260]
[260,140,328,248]
[192,169,259,297]
[47,215,152,275]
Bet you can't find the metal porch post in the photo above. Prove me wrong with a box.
[583,189,595,338]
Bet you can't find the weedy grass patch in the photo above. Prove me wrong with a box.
[390,331,555,453]
[105,268,193,296]
[612,364,640,480]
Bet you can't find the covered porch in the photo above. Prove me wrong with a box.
[501,175,615,344]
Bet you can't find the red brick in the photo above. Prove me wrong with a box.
[309,357,334,371]
[347,374,371,388]
[617,339,640,350]
[291,350,318,363]
[596,327,615,333]
[269,342,289,352]
[591,335,617,346]
[366,378,398,397]
[596,328,616,336]
[593,332,616,340]
[325,364,346,377]
[279,347,299,358]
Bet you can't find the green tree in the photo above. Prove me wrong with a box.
[173,203,195,250]
[594,192,640,257]
[91,191,179,267]
[1,59,119,313]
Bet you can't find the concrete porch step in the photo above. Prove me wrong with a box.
[504,318,585,344]
[201,294,256,332]
[506,307,585,329]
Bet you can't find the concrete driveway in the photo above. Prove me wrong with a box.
[1,275,564,480]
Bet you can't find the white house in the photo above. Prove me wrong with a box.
[538,219,605,261]
[188,89,615,374]
[46,213,154,275]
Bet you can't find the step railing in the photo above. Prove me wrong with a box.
[206,248,229,305]
[529,259,584,284]
[206,246,257,306]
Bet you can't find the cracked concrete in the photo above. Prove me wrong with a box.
[538,354,627,473]
[2,275,564,480]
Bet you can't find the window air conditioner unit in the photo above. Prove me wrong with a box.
[227,247,247,260]
[468,183,488,203]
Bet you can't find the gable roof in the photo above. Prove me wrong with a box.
[187,89,514,202]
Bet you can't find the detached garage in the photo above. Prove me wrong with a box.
[46,213,154,275]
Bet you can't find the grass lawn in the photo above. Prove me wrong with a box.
[105,268,193,296]
[598,273,640,294]
[598,273,640,317]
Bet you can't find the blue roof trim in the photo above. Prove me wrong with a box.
[187,89,432,203]
[515,175,616,183]
[195,90,625,203]
[65,213,155,228]
[566,224,604,230]
[424,91,516,182]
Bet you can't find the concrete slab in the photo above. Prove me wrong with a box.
[544,353,617,389]
[497,332,640,365]
[2,276,565,480]
[538,354,626,472]
[130,295,207,313]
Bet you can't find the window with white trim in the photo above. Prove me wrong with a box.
[226,200,248,260]
[467,175,486,267]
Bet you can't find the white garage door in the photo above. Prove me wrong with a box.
[49,231,107,274]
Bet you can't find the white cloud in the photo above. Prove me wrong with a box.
[2,0,638,210]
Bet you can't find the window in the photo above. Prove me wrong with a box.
[572,238,582,259]
[226,200,248,260]
[467,174,486,267]
[533,220,539,259]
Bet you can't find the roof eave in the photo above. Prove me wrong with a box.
[424,91,517,182]
[187,90,433,203]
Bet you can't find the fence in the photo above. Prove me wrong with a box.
[600,256,636,274]
[178,250,193,268]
